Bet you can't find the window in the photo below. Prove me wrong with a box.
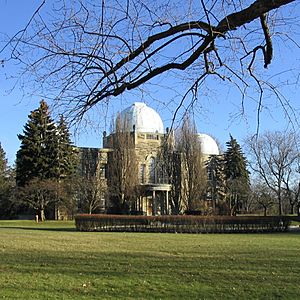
[149,157,156,183]
[146,134,158,140]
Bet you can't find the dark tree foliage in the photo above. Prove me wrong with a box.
[0,143,15,218]
[55,115,78,180]
[224,135,250,215]
[16,101,77,185]
[17,178,60,222]
[0,143,7,176]
[16,100,57,186]
[206,155,226,214]
[16,101,77,220]
[224,136,249,181]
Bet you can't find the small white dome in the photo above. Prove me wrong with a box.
[198,133,219,156]
[119,102,164,134]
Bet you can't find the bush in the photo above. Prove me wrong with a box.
[75,215,292,233]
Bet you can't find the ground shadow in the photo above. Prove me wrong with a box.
[0,226,77,232]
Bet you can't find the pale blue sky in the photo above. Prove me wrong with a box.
[1,1,300,165]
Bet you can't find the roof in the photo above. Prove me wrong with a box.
[198,133,220,156]
[119,102,164,134]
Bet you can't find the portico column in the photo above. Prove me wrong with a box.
[166,191,169,215]
[152,190,156,216]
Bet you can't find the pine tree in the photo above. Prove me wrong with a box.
[0,143,15,218]
[206,155,226,214]
[16,101,78,221]
[223,135,250,215]
[0,143,7,178]
[55,115,78,180]
[16,100,57,186]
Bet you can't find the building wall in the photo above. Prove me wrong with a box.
[78,131,219,215]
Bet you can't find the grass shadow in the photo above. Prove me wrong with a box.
[0,226,77,232]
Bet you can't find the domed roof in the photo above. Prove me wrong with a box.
[119,102,164,134]
[198,133,219,156]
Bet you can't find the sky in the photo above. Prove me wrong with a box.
[1,1,300,165]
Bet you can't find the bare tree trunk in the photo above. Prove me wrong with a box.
[290,203,294,215]
[278,197,282,216]
[40,208,45,222]
[263,206,267,217]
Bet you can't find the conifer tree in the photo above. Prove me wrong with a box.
[16,100,57,186]
[223,135,250,215]
[0,143,15,218]
[0,143,7,178]
[16,101,77,220]
[55,115,78,180]
[206,155,226,214]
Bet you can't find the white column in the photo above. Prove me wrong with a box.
[166,191,169,215]
[152,190,156,216]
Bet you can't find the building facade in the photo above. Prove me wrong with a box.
[78,102,220,215]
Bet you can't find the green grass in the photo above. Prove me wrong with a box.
[0,221,299,299]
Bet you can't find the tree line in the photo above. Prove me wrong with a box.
[0,101,299,219]
[162,115,250,216]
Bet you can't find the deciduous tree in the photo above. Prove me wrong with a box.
[160,131,182,214]
[107,116,139,213]
[176,115,207,212]
[250,182,274,216]
[77,175,106,215]
[247,131,300,215]
[16,178,60,222]
[1,1,297,122]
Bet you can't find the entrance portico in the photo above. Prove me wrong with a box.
[140,183,172,216]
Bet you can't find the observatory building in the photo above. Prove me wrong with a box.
[79,102,220,215]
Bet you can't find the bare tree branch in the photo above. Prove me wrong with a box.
[0,0,297,123]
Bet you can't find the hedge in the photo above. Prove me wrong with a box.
[75,214,292,233]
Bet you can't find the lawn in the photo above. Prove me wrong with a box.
[0,220,299,299]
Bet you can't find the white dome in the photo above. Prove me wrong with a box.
[119,102,164,134]
[198,133,219,156]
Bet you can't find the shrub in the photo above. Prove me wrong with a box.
[75,215,292,233]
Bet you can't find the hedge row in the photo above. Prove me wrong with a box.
[75,214,291,233]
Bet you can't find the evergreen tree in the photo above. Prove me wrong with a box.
[16,101,77,221]
[206,155,226,214]
[0,143,7,176]
[0,143,15,218]
[55,115,78,180]
[223,135,250,215]
[16,100,57,186]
